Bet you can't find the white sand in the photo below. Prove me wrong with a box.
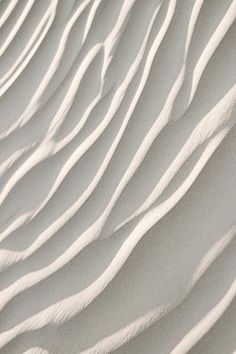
[0,0,235,353]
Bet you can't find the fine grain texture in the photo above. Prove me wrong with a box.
[0,0,235,353]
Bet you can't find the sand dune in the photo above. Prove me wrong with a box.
[0,0,235,353]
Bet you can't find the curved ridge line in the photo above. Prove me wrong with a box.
[0,0,165,242]
[0,0,173,248]
[80,224,236,354]
[115,85,236,230]
[0,0,138,193]
[170,281,236,354]
[0,40,103,204]
[0,43,102,213]
[0,0,59,95]
[0,0,36,58]
[0,0,141,205]
[0,0,232,292]
[0,1,162,268]
[0,0,19,29]
[101,0,137,79]
[0,123,231,345]
[0,0,93,139]
[0,0,233,350]
[65,0,205,241]
[23,348,51,354]
[82,0,104,44]
[0,0,136,141]
[188,0,236,105]
[104,0,207,232]
[23,348,50,354]
[0,0,211,275]
[0,141,37,179]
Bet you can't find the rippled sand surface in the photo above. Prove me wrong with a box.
[0,0,235,353]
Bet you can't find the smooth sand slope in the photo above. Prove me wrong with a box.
[0,0,235,353]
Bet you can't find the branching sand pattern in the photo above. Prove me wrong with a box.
[0,0,235,353]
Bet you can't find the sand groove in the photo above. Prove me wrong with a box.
[0,0,235,353]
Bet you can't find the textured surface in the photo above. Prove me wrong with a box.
[0,0,236,353]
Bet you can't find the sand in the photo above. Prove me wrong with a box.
[0,0,235,353]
